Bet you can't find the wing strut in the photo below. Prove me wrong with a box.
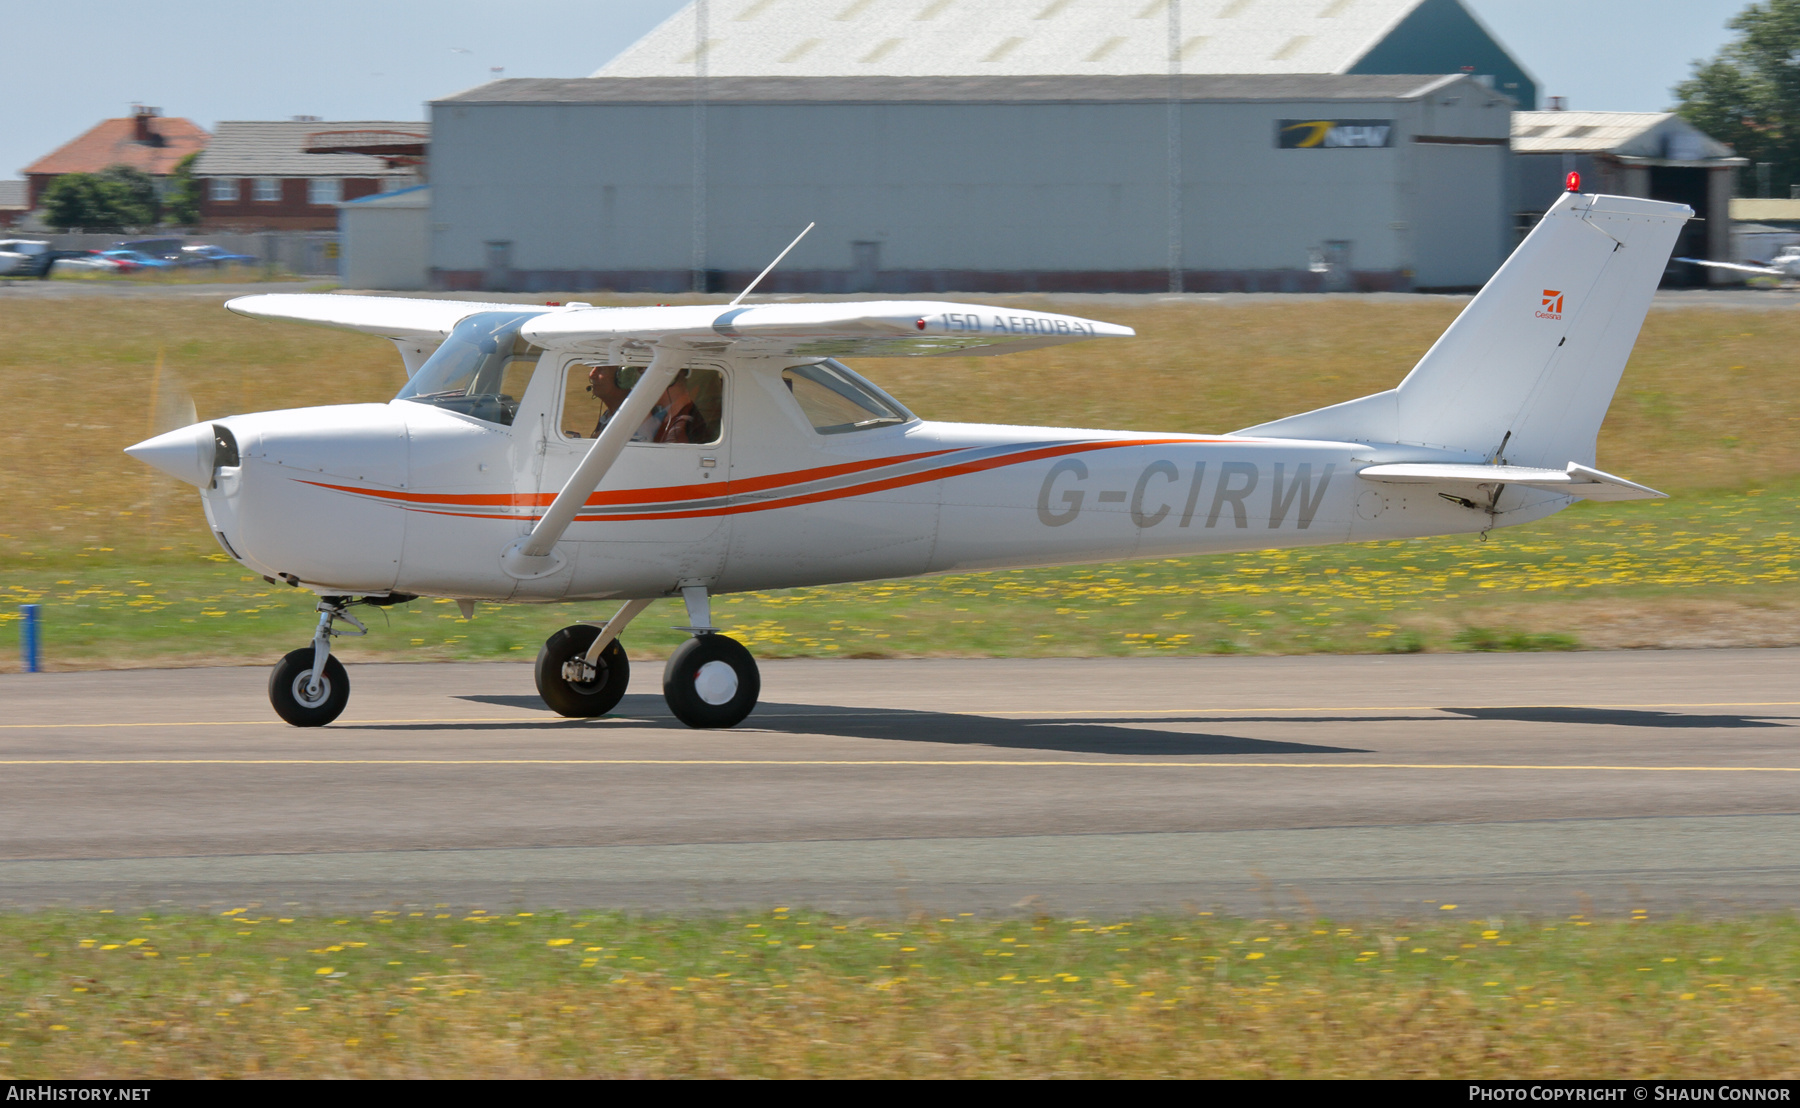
[500,345,686,579]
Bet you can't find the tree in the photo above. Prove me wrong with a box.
[38,165,159,231]
[96,165,159,226]
[163,152,201,226]
[1675,0,1800,197]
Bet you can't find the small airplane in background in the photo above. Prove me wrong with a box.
[127,182,1690,729]
[1676,244,1800,281]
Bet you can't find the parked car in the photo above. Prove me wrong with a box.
[113,238,186,262]
[50,249,131,274]
[99,249,177,270]
[181,244,257,267]
[0,239,54,278]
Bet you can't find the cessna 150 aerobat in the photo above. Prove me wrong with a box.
[127,186,1687,728]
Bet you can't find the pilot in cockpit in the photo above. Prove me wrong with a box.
[586,365,662,442]
[586,365,713,444]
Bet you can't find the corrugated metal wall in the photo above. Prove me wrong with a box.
[426,87,1510,293]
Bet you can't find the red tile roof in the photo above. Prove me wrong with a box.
[24,115,209,178]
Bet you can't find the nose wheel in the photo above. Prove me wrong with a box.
[267,597,365,727]
[269,649,350,727]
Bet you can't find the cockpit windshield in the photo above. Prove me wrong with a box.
[396,311,544,426]
[780,360,913,434]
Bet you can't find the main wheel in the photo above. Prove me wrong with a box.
[269,648,350,727]
[662,633,760,729]
[536,624,631,718]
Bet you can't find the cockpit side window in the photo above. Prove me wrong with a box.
[560,363,725,446]
[781,360,913,434]
[396,311,544,426]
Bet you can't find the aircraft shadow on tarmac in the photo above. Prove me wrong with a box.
[452,694,1367,756]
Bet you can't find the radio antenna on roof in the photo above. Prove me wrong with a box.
[728,222,815,307]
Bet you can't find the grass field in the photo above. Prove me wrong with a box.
[1,296,1796,669]
[3,908,1794,1078]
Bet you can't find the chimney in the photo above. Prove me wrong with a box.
[132,105,161,144]
[1547,96,1567,112]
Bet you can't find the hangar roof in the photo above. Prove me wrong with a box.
[1511,111,1738,161]
[593,0,1491,79]
[438,72,1476,106]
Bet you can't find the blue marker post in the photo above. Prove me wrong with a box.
[20,604,40,674]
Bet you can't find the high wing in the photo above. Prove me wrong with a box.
[1358,461,1665,502]
[226,293,545,341]
[226,294,1134,360]
[521,300,1134,359]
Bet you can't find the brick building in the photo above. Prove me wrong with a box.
[191,120,426,231]
[21,106,209,209]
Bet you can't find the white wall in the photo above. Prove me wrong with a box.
[341,203,429,291]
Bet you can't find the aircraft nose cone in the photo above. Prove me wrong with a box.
[125,422,215,488]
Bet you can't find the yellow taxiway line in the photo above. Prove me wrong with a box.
[0,759,1795,772]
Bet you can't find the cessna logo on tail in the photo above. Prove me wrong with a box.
[1537,290,1564,319]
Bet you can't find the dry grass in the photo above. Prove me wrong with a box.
[2,295,1796,668]
[5,909,1797,1079]
[3,296,1798,561]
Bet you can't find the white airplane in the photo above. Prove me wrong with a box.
[1676,245,1800,280]
[127,187,1687,729]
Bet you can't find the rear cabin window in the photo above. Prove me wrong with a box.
[561,364,724,446]
[395,311,543,427]
[781,361,912,434]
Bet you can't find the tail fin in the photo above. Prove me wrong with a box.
[1240,191,1691,467]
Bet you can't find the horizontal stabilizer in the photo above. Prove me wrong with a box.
[1358,461,1665,501]
[227,294,542,340]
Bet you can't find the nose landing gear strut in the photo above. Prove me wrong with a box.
[268,597,367,727]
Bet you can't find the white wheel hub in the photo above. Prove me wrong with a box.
[693,660,739,705]
[291,671,330,707]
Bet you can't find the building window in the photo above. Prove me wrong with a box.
[253,178,282,202]
[209,178,239,202]
[307,178,341,206]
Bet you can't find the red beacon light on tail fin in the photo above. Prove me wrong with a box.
[1566,171,1582,193]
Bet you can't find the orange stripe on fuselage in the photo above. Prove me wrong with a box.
[297,448,956,508]
[564,437,1206,522]
[302,436,1238,523]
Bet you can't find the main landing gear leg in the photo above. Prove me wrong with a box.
[268,597,366,727]
[662,584,760,730]
[535,599,651,718]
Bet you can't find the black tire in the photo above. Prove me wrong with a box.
[269,648,350,727]
[662,633,760,729]
[535,625,631,718]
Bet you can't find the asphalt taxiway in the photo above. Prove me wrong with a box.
[2,650,1796,918]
